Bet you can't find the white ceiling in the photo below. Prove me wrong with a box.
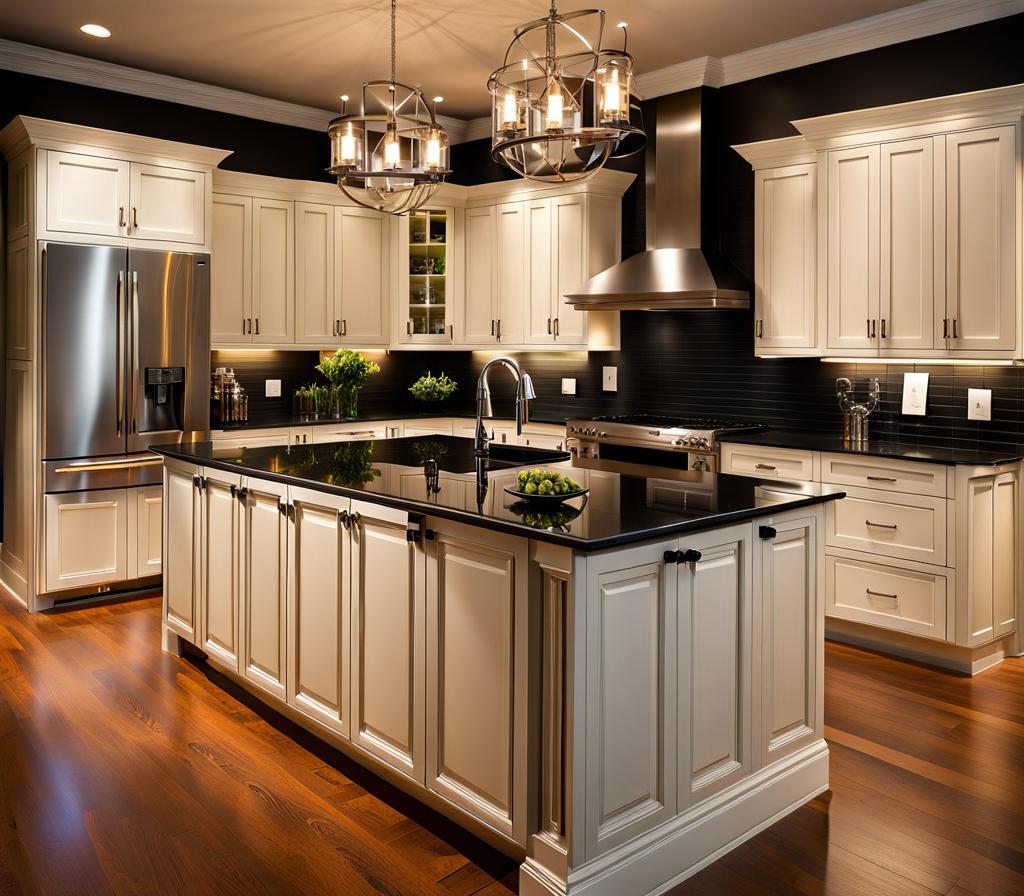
[0,1,931,119]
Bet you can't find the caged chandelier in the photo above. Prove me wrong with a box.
[326,0,451,215]
[487,2,646,183]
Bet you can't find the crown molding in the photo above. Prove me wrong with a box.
[731,136,817,170]
[634,0,1023,99]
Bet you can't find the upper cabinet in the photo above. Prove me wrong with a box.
[734,85,1024,361]
[395,207,456,345]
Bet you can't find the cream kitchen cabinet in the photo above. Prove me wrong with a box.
[211,194,253,344]
[753,163,819,353]
[132,485,164,581]
[128,163,206,244]
[43,488,129,593]
[163,460,200,643]
[463,206,498,344]
[309,424,389,444]
[462,202,528,346]
[198,468,243,670]
[395,207,457,345]
[530,194,590,345]
[294,202,335,344]
[426,519,529,844]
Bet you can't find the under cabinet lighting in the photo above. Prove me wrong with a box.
[80,23,111,38]
[820,357,1017,367]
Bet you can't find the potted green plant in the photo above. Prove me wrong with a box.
[409,371,458,407]
[316,349,381,419]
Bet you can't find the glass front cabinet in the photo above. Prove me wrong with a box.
[394,206,459,345]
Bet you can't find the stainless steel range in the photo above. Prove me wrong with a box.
[566,414,767,478]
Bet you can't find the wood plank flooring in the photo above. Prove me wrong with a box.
[0,591,1021,895]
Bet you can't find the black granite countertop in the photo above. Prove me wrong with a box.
[718,429,1024,466]
[152,435,843,551]
[214,411,569,431]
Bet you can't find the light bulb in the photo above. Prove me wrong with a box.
[502,89,518,131]
[383,127,401,169]
[426,130,441,169]
[602,68,621,121]
[546,80,563,130]
[340,124,357,166]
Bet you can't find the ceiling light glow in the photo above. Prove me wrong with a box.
[80,23,111,38]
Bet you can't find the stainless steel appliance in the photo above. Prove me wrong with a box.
[566,414,767,478]
[41,242,210,594]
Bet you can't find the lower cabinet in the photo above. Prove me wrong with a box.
[132,485,164,580]
[163,461,200,642]
[426,519,529,844]
[198,469,242,670]
[44,488,129,592]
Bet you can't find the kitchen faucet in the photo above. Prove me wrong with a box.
[474,357,536,457]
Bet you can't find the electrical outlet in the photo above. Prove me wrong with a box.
[561,378,577,396]
[265,379,282,398]
[602,366,618,392]
[901,372,928,416]
[968,388,992,421]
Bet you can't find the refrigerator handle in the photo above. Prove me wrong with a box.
[116,271,126,437]
[130,271,141,435]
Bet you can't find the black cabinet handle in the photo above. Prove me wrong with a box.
[664,549,703,565]
[759,525,777,539]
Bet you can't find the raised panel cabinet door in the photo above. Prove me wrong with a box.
[45,150,130,237]
[463,206,498,344]
[295,202,336,344]
[6,239,32,360]
[755,164,817,350]
[551,193,587,344]
[44,489,129,593]
[678,524,753,808]
[337,207,389,345]
[584,539,677,859]
[827,146,880,353]
[128,164,206,244]
[880,138,938,353]
[134,485,163,580]
[945,126,1016,353]
[199,470,242,671]
[252,198,295,344]
[239,477,289,699]
[756,515,820,768]
[1,362,33,584]
[211,194,253,344]
[350,500,425,781]
[495,201,527,344]
[287,486,351,738]
[426,521,529,845]
[527,199,554,342]
[163,461,199,643]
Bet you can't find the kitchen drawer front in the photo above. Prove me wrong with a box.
[821,453,946,498]
[827,488,947,566]
[826,554,947,641]
[720,443,816,482]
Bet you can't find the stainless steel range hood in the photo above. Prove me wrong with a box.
[568,89,750,311]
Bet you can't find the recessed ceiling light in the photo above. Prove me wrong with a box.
[80,23,111,39]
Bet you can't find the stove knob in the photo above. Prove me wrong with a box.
[673,438,684,447]
[697,437,710,450]
[685,437,698,447]
[599,431,608,438]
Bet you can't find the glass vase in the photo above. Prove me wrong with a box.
[338,385,358,420]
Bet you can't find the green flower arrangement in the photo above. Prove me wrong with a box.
[316,350,381,418]
[409,371,458,403]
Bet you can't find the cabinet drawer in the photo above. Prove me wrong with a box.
[821,453,946,497]
[44,488,129,592]
[827,489,947,566]
[826,554,947,640]
[720,443,816,482]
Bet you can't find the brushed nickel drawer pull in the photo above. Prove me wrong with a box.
[867,475,897,483]
[865,520,898,530]
[754,463,777,471]
[866,589,899,601]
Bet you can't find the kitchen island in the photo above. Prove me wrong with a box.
[153,436,842,896]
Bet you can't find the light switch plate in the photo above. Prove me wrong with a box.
[602,366,618,392]
[265,379,282,398]
[968,388,992,421]
[901,372,928,416]
[561,378,577,396]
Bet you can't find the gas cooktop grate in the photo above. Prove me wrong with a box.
[588,414,765,431]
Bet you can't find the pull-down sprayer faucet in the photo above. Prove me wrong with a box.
[474,357,536,457]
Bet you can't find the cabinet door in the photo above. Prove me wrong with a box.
[527,199,554,343]
[211,193,253,344]
[134,484,163,580]
[495,202,527,345]
[427,520,529,845]
[164,462,200,644]
[288,486,351,737]
[945,127,1016,353]
[252,198,294,344]
[295,202,336,344]
[44,489,128,592]
[129,164,206,244]
[678,524,753,808]
[584,538,677,858]
[756,514,819,768]
[880,138,938,353]
[827,146,880,353]
[350,501,425,781]
[957,468,1018,646]
[463,206,498,344]
[754,164,817,350]
[551,194,587,344]
[45,150,130,238]
[239,477,289,699]
[337,207,389,345]
[199,470,242,670]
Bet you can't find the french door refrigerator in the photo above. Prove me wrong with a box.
[40,242,210,598]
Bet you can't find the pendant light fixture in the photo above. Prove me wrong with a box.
[327,0,451,214]
[487,4,646,183]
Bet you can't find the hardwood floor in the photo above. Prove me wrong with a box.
[0,592,1021,895]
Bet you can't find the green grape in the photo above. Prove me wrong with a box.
[524,481,537,495]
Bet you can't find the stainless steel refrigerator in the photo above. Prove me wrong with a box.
[40,242,210,593]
